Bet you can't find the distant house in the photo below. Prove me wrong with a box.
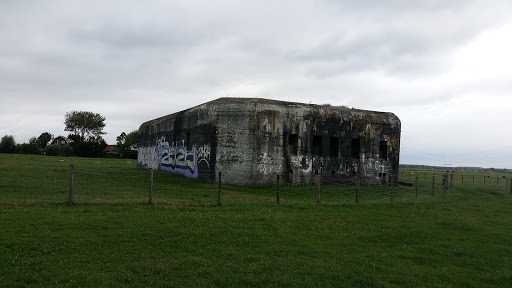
[51,136,71,146]
[104,145,121,158]
[104,145,117,153]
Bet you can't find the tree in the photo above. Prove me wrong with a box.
[27,137,41,154]
[64,111,106,141]
[37,132,53,149]
[116,130,139,157]
[116,132,127,147]
[71,135,107,157]
[0,135,16,153]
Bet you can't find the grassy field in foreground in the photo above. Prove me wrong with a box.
[1,154,512,287]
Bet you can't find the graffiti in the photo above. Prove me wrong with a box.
[363,158,386,178]
[157,136,169,148]
[290,155,313,174]
[338,161,350,176]
[197,145,211,168]
[137,146,158,169]
[218,127,248,146]
[138,143,199,178]
[257,153,282,175]
[160,145,198,178]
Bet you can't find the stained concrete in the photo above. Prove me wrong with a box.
[138,98,401,186]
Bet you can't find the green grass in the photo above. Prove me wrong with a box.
[1,154,512,287]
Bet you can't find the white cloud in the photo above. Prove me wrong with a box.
[0,0,511,168]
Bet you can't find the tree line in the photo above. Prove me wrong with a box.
[0,111,138,158]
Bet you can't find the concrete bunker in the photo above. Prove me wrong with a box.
[137,98,401,186]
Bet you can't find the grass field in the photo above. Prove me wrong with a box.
[1,154,511,287]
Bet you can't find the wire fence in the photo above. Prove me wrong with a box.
[1,165,511,206]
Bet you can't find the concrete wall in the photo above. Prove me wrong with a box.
[138,98,401,186]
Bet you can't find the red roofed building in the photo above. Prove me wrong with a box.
[50,136,71,146]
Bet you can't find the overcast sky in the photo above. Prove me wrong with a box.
[1,0,511,168]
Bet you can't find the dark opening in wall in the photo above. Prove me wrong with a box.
[351,138,360,159]
[312,136,322,156]
[330,137,339,157]
[288,134,298,155]
[379,141,387,160]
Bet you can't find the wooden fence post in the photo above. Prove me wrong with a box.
[450,173,453,191]
[510,177,512,195]
[473,175,474,184]
[415,175,418,198]
[148,168,153,204]
[276,174,280,204]
[316,174,321,203]
[218,172,222,206]
[432,175,435,196]
[68,165,74,205]
[462,174,464,184]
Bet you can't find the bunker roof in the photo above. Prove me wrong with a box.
[141,97,400,127]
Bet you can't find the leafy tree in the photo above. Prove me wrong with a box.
[0,135,16,153]
[15,137,40,155]
[64,111,108,158]
[116,132,126,147]
[64,111,106,141]
[125,130,139,147]
[67,134,81,144]
[71,135,107,158]
[27,137,41,154]
[37,132,53,149]
[116,130,139,157]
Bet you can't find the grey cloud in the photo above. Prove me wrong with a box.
[1,1,511,168]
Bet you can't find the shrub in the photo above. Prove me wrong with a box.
[62,144,73,156]
[44,144,62,156]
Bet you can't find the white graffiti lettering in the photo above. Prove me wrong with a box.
[290,155,313,174]
[197,145,211,168]
[137,146,159,169]
[257,153,282,175]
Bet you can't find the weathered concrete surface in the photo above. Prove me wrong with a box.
[138,98,401,186]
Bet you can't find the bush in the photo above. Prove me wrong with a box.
[16,143,41,155]
[62,144,73,156]
[44,144,62,156]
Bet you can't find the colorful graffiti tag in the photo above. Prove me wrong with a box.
[159,145,198,178]
[138,145,199,178]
